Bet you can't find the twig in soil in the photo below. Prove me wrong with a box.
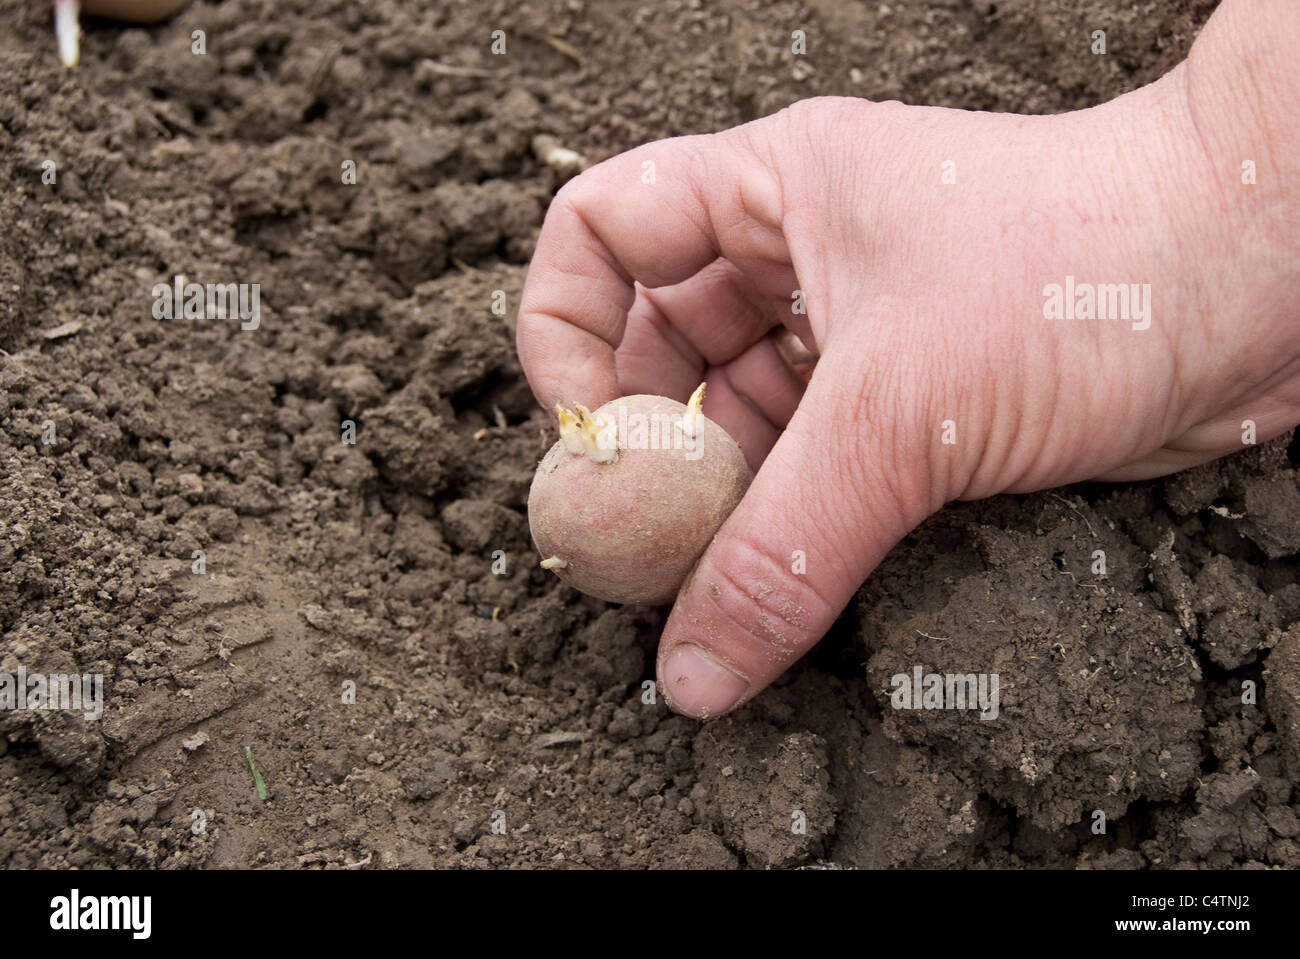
[914,629,951,641]
[308,42,343,98]
[523,31,583,65]
[450,257,473,274]
[1056,568,1101,590]
[1047,492,1097,538]
[534,731,589,748]
[417,59,499,79]
[39,320,84,340]
[244,746,270,801]
[217,629,274,661]
[148,104,198,138]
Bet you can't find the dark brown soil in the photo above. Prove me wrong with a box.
[1,0,1296,869]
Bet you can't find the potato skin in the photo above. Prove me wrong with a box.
[528,394,752,605]
[81,0,189,22]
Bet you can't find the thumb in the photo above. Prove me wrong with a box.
[655,348,937,719]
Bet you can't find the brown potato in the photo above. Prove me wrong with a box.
[528,390,752,605]
[81,0,189,22]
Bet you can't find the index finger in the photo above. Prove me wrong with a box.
[516,132,760,412]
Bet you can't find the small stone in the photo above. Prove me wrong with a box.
[177,473,204,496]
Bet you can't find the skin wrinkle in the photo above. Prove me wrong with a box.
[1002,219,1074,496]
[794,493,873,608]
[622,295,705,393]
[790,107,873,309]
[689,262,777,363]
[566,274,632,347]
[1147,74,1226,441]
[695,547,820,665]
[725,337,803,425]
[634,281,709,366]
[964,318,1022,501]
[712,362,780,434]
[633,284,701,365]
[781,99,843,217]
[732,117,820,346]
[706,298,771,369]
[725,497,842,619]
[733,121,821,348]
[525,201,635,342]
[698,150,795,322]
[726,137,788,274]
[1177,62,1225,199]
[719,182,791,278]
[559,186,637,293]
[840,315,952,518]
[1155,61,1295,442]
[679,137,726,274]
[929,202,1011,500]
[897,364,958,520]
[518,310,619,409]
[1190,3,1294,189]
[776,431,862,584]
[806,359,922,552]
[1010,328,1065,495]
[1241,351,1300,413]
[1152,307,1189,447]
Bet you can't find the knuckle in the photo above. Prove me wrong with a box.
[739,96,907,217]
[549,172,593,222]
[686,532,828,669]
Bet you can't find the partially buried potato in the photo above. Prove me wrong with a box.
[528,385,752,605]
[80,1,189,21]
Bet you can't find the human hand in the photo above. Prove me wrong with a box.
[517,0,1300,719]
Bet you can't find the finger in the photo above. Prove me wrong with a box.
[519,309,626,412]
[616,284,707,402]
[714,334,804,430]
[617,288,789,465]
[616,262,806,465]
[655,348,933,719]
[630,258,808,427]
[1094,398,1300,481]
[696,335,810,471]
[697,365,783,471]
[517,128,789,411]
[616,310,795,469]
[639,258,781,365]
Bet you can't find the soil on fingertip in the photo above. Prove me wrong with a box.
[2,0,1297,870]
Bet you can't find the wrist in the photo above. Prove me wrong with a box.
[1183,0,1300,252]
